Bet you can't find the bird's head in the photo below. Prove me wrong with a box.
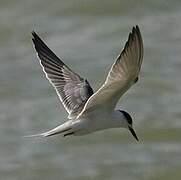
[119,110,139,141]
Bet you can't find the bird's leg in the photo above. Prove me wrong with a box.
[63,132,74,137]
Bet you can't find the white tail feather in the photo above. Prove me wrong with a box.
[23,133,46,138]
[24,121,72,138]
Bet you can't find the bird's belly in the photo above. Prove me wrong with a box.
[72,113,115,136]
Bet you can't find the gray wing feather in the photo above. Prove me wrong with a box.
[32,32,93,119]
[78,25,143,116]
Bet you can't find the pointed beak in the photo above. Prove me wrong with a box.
[129,126,139,141]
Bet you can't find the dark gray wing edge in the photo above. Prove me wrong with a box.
[32,31,94,119]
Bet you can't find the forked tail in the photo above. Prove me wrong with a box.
[24,121,72,138]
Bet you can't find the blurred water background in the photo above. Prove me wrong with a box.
[1,0,181,179]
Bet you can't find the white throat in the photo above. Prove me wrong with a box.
[110,110,129,128]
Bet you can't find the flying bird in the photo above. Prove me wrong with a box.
[29,25,143,141]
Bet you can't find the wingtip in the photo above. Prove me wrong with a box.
[31,30,36,38]
[132,25,140,33]
[31,31,45,52]
[134,25,142,37]
[135,25,139,29]
[131,25,138,34]
[31,31,40,41]
[31,31,38,45]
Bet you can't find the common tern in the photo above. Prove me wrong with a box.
[29,25,143,141]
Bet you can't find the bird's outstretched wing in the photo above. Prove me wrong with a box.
[32,32,93,119]
[78,26,143,117]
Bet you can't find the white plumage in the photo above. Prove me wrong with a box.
[28,25,143,141]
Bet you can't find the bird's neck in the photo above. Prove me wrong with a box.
[110,110,128,128]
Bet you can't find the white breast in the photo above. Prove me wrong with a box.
[72,109,127,136]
